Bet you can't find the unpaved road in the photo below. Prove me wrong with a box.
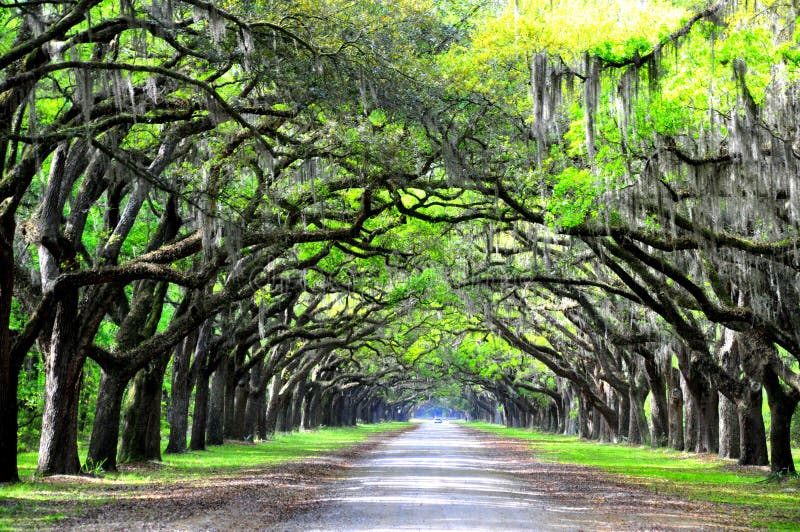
[273,422,740,531]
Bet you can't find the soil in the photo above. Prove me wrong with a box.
[43,423,748,531]
[50,432,404,531]
[275,422,745,531]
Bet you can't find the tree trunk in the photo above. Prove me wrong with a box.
[223,356,237,439]
[0,360,19,482]
[718,329,741,460]
[617,389,630,440]
[263,374,283,438]
[244,362,265,439]
[190,368,211,451]
[737,385,768,466]
[578,394,590,438]
[668,368,684,451]
[677,349,720,456]
[590,407,602,440]
[644,356,669,447]
[256,389,268,440]
[37,291,83,476]
[118,355,169,463]
[166,331,200,454]
[682,373,699,452]
[718,393,740,460]
[206,363,226,445]
[291,380,307,430]
[86,369,127,471]
[629,385,650,445]
[762,365,798,473]
[304,386,322,430]
[0,216,19,482]
[696,383,719,454]
[563,389,576,435]
[233,374,249,439]
[327,392,342,427]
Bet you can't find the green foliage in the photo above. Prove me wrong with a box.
[591,35,652,64]
[77,360,102,440]
[546,168,598,228]
[17,356,44,452]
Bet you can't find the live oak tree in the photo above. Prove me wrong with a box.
[432,0,800,471]
[6,0,800,484]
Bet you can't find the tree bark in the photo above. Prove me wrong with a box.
[303,385,322,430]
[617,388,630,441]
[263,374,284,438]
[718,393,740,459]
[291,380,307,430]
[628,365,650,445]
[643,355,669,447]
[697,383,719,454]
[118,354,169,463]
[86,369,127,471]
[718,328,741,460]
[0,219,20,481]
[244,361,265,439]
[761,365,798,473]
[578,393,591,438]
[37,290,83,476]
[628,387,649,445]
[668,368,684,451]
[206,363,226,445]
[233,374,249,439]
[0,358,19,481]
[737,384,768,466]
[165,333,198,454]
[190,367,211,451]
[223,356,238,439]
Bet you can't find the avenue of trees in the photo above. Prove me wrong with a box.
[3,0,800,484]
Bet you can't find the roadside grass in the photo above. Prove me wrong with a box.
[1,422,412,530]
[161,423,412,476]
[466,422,800,530]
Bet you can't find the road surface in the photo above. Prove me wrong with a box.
[273,421,731,531]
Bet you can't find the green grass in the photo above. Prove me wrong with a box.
[161,424,412,475]
[2,423,412,530]
[466,422,800,530]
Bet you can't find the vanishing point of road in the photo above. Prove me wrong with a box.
[274,421,735,531]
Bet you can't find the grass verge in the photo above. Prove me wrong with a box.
[466,422,800,530]
[1,422,412,530]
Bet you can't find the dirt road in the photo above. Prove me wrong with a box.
[273,421,739,531]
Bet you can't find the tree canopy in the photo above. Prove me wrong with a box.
[3,0,800,483]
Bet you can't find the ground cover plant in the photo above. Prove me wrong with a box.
[1,423,411,530]
[468,422,800,529]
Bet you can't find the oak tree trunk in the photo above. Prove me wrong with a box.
[644,356,669,447]
[718,393,740,460]
[223,356,237,439]
[37,291,83,476]
[86,370,127,471]
[118,355,169,463]
[668,368,684,451]
[206,363,225,445]
[166,329,201,454]
[0,225,20,481]
[244,362,265,439]
[762,365,798,473]
[737,385,768,466]
[190,368,211,451]
[263,374,284,438]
